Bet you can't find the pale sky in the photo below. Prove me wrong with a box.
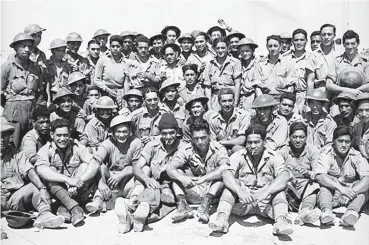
[1,0,369,60]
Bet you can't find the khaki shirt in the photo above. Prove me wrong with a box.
[20,129,50,160]
[80,116,110,148]
[178,83,206,105]
[64,51,90,77]
[240,58,265,95]
[313,144,369,185]
[50,108,86,139]
[125,54,160,89]
[35,141,93,177]
[186,51,214,73]
[46,56,71,93]
[312,45,342,79]
[94,136,142,171]
[182,112,212,143]
[131,106,169,138]
[159,102,186,129]
[331,53,369,84]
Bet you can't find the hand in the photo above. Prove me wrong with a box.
[237,188,254,205]
[37,188,51,205]
[68,187,78,196]
[98,182,111,200]
[339,187,357,200]
[217,19,231,31]
[107,173,123,189]
[338,195,350,206]
[178,58,186,66]
[1,169,14,180]
[194,176,206,185]
[180,176,198,189]
[347,88,362,97]
[144,177,160,189]
[295,165,310,177]
[252,189,269,206]
[66,177,84,188]
[141,136,152,145]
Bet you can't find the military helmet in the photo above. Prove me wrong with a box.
[93,29,111,39]
[251,94,279,109]
[305,89,329,102]
[95,96,118,109]
[9,33,34,48]
[338,67,365,89]
[66,32,83,42]
[67,72,86,86]
[49,39,67,50]
[24,24,46,35]
[110,114,132,128]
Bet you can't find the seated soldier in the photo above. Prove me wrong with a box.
[279,122,321,226]
[167,118,231,223]
[119,89,144,116]
[116,113,181,233]
[1,117,64,229]
[278,92,303,128]
[80,96,117,154]
[20,104,51,165]
[332,92,357,128]
[82,85,102,119]
[35,119,100,226]
[208,88,250,154]
[208,125,293,235]
[50,88,86,140]
[313,126,369,227]
[352,93,369,158]
[250,94,288,150]
[85,114,142,214]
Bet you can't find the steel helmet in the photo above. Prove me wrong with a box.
[338,67,365,89]
[352,93,369,108]
[251,94,279,109]
[123,89,143,101]
[66,32,83,42]
[110,114,132,128]
[95,96,118,109]
[305,89,329,102]
[49,39,67,50]
[226,31,246,41]
[238,37,258,49]
[24,24,46,35]
[93,29,111,39]
[332,92,356,105]
[9,33,34,48]
[67,72,86,86]
[53,88,75,103]
[159,78,181,93]
[2,211,36,229]
[161,25,181,38]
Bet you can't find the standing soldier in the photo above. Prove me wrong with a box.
[226,31,245,59]
[161,25,181,44]
[120,31,136,60]
[86,39,101,81]
[187,32,214,77]
[280,32,293,56]
[149,33,166,61]
[157,43,184,86]
[93,29,110,54]
[65,32,91,77]
[178,33,194,61]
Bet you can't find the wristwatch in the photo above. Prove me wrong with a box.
[40,186,47,190]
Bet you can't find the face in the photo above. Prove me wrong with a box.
[256,107,273,123]
[310,35,322,51]
[338,100,353,118]
[229,37,240,51]
[15,41,33,59]
[113,124,130,143]
[145,92,159,111]
[246,134,264,157]
[195,36,206,52]
[0,131,12,151]
[215,41,228,58]
[211,30,222,41]
[152,39,164,53]
[122,36,133,51]
[343,38,359,56]
[280,38,291,53]
[58,96,73,113]
[239,45,254,60]
[161,128,177,146]
[292,33,307,52]
[164,47,178,64]
[127,96,142,111]
[52,47,66,60]
[68,80,85,96]
[192,129,210,152]
[88,43,100,58]
[181,39,193,52]
[67,41,81,53]
[96,108,113,120]
[110,41,122,56]
[52,127,70,149]
[164,86,178,101]
[267,39,281,56]
[320,27,335,46]
[184,69,197,86]
[137,42,149,57]
[279,98,295,117]
[357,101,369,121]
[95,35,108,47]
[308,100,324,116]
[191,101,206,117]
[219,93,234,113]
[290,130,306,150]
[87,89,101,99]
[334,135,351,157]
[32,32,42,47]
[34,116,50,135]
[166,30,177,43]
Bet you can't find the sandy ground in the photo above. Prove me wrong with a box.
[1,204,369,245]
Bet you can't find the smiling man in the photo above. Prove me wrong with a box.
[278,92,303,127]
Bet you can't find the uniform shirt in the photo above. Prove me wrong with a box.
[170,140,231,176]
[182,112,212,143]
[35,141,93,177]
[313,144,369,185]
[177,83,206,105]
[159,102,186,130]
[80,116,110,148]
[140,138,183,180]
[229,148,289,188]
[131,106,169,138]
[64,51,90,77]
[330,53,369,84]
[122,51,136,60]
[87,55,98,82]
[258,55,296,96]
[312,45,342,80]
[118,107,133,116]
[303,111,337,149]
[125,54,160,89]
[20,129,50,160]
[208,108,250,141]
[186,51,214,74]
[1,59,42,101]
[240,58,265,96]
[279,143,319,179]
[250,113,289,151]
[281,113,304,129]
[94,136,142,171]
[46,56,71,94]
[50,108,86,139]
[157,61,185,88]
[352,120,369,158]
[203,56,242,91]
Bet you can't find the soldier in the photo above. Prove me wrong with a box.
[65,32,90,77]
[280,32,293,56]
[310,31,322,52]
[278,92,303,127]
[187,32,214,77]
[250,94,289,150]
[67,72,87,108]
[208,125,293,235]
[351,93,369,158]
[93,29,110,54]
[120,31,136,60]
[86,39,101,81]
[332,92,357,128]
[161,25,181,44]
[23,24,47,69]
[207,26,227,45]
[226,31,245,59]
[178,33,194,61]
[82,85,102,118]
[314,126,369,227]
[157,43,184,85]
[149,33,166,61]
[119,89,144,116]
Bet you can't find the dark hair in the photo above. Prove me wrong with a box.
[109,35,123,46]
[342,30,360,44]
[136,35,150,44]
[182,64,199,75]
[189,117,210,134]
[195,32,210,42]
[266,35,281,44]
[292,29,308,39]
[218,88,234,102]
[310,31,321,39]
[212,36,229,48]
[280,92,296,104]
[86,85,102,94]
[333,126,352,141]
[289,121,307,136]
[320,24,336,35]
[87,39,100,48]
[51,118,70,132]
[142,86,159,98]
[31,105,50,121]
[245,125,266,140]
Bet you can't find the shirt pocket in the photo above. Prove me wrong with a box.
[10,75,28,93]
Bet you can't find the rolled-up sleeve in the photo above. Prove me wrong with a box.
[354,155,369,179]
[232,60,242,80]
[35,143,51,167]
[93,56,107,91]
[94,140,111,164]
[312,151,331,179]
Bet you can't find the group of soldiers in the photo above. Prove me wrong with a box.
[1,19,369,237]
